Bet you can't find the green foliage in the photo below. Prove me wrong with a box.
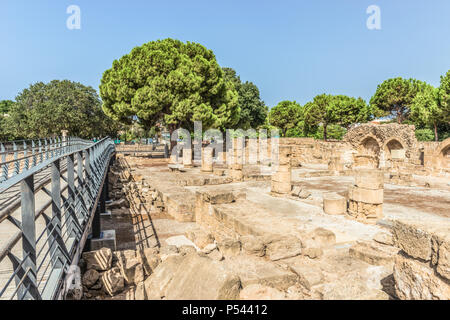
[269,101,303,137]
[370,77,427,123]
[313,124,347,140]
[99,38,239,133]
[438,70,450,123]
[222,68,268,130]
[415,128,435,141]
[410,84,444,141]
[304,94,369,140]
[0,100,14,114]
[3,80,120,140]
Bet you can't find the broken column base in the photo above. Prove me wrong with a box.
[347,200,383,225]
[90,230,117,252]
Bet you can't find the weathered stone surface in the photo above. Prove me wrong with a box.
[373,230,394,246]
[101,267,125,296]
[227,255,298,290]
[288,264,323,290]
[240,284,286,300]
[347,200,383,224]
[185,229,215,249]
[309,228,336,248]
[116,250,145,285]
[302,247,323,260]
[435,236,450,280]
[271,180,292,194]
[201,191,236,205]
[323,193,347,215]
[348,186,383,204]
[159,245,180,262]
[144,253,241,300]
[393,254,450,300]
[82,248,113,271]
[349,241,399,266]
[393,220,433,261]
[138,248,161,276]
[241,235,266,257]
[134,282,146,300]
[218,238,242,256]
[354,169,384,190]
[265,236,302,261]
[82,269,100,288]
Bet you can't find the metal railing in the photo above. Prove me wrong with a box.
[0,137,115,300]
[0,137,93,184]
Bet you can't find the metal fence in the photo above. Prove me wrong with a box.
[0,137,115,300]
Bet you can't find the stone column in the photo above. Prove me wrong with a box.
[230,138,244,181]
[271,146,292,194]
[201,147,213,172]
[183,147,193,168]
[347,169,384,224]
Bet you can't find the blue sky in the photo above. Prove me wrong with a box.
[1,0,449,107]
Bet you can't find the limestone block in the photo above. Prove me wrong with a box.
[347,200,383,223]
[201,148,213,172]
[392,220,433,261]
[218,238,242,256]
[349,240,399,266]
[394,254,450,300]
[373,230,394,246]
[323,193,347,215]
[116,250,145,285]
[101,267,125,296]
[230,169,244,182]
[271,180,292,194]
[240,284,286,300]
[144,253,241,300]
[309,228,336,248]
[348,186,383,204]
[82,248,113,271]
[354,169,384,190]
[182,148,192,167]
[138,248,161,276]
[435,236,450,280]
[265,236,302,261]
[272,171,291,183]
[240,235,266,257]
[82,269,100,289]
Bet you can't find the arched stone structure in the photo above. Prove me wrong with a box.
[344,123,418,169]
[434,138,450,172]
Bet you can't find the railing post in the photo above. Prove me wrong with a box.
[92,204,101,239]
[48,158,64,269]
[19,174,39,300]
[67,154,77,237]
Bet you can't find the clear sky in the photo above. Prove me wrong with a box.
[1,0,449,107]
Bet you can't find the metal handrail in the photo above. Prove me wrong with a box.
[0,136,115,300]
[0,137,93,184]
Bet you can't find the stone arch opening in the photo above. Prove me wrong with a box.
[355,136,380,168]
[385,139,405,160]
[440,145,450,169]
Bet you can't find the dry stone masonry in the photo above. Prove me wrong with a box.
[76,124,449,300]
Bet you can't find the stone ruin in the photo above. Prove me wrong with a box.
[75,124,449,300]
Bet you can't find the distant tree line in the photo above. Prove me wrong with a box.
[1,38,448,142]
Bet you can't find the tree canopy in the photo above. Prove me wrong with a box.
[304,94,370,141]
[0,100,14,114]
[269,100,303,137]
[2,80,120,140]
[370,77,427,124]
[438,70,450,123]
[99,38,239,133]
[222,67,268,130]
[410,85,443,141]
